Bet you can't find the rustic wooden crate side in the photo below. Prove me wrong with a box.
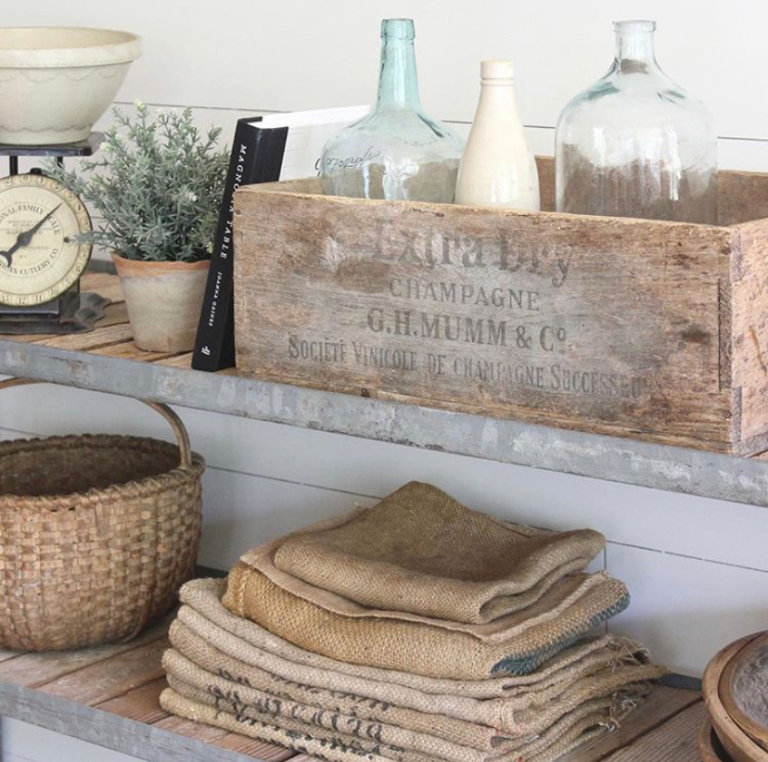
[719,170,768,227]
[253,161,556,209]
[532,157,768,223]
[234,186,736,451]
[534,157,768,224]
[536,157,555,212]
[254,177,323,195]
[730,217,768,455]
[251,160,768,225]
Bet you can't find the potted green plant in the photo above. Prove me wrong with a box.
[49,101,228,352]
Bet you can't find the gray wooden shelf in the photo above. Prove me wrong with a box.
[0,616,704,762]
[0,617,296,762]
[2,272,768,508]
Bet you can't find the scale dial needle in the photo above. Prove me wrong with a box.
[0,204,62,267]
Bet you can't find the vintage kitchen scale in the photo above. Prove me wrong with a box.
[0,133,109,334]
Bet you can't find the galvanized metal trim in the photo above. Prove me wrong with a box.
[1,339,768,508]
[0,683,259,762]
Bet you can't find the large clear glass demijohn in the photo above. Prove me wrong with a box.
[321,18,463,203]
[555,20,717,223]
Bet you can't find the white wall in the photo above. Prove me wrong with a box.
[3,2,768,759]
[7,1,768,171]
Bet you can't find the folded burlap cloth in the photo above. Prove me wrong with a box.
[163,634,664,759]
[241,514,603,642]
[184,579,617,699]
[160,684,649,762]
[245,482,605,625]
[179,579,658,733]
[223,563,629,679]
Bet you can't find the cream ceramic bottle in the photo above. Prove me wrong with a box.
[455,60,540,210]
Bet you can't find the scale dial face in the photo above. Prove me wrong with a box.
[0,173,92,306]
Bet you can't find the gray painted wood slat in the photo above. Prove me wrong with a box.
[0,682,289,762]
[96,678,295,761]
[0,618,170,689]
[598,702,708,762]
[153,714,230,741]
[0,680,702,762]
[96,678,169,725]
[38,637,169,705]
[0,622,296,762]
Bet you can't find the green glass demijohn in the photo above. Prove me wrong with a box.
[321,18,463,202]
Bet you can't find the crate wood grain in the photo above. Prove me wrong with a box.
[233,157,768,456]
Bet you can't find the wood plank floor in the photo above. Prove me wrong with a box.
[0,616,704,762]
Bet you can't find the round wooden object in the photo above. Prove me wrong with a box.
[720,633,768,752]
[700,720,736,762]
[703,634,768,762]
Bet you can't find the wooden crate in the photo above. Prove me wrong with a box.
[232,157,768,456]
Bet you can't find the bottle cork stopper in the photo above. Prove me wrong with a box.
[481,60,514,80]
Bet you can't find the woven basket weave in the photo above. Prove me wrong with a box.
[0,379,205,651]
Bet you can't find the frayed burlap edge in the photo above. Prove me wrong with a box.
[160,686,643,762]
[490,692,647,762]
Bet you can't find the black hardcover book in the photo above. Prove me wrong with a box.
[192,106,369,371]
[192,117,288,371]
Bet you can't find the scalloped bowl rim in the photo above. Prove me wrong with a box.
[0,27,143,68]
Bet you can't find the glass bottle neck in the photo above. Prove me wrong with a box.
[613,21,658,70]
[376,22,422,111]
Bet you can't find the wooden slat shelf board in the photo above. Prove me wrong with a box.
[0,616,702,762]
[4,272,768,507]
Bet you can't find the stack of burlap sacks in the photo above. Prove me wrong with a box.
[160,482,666,762]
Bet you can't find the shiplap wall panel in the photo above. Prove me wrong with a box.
[3,386,768,573]
[608,546,768,677]
[2,1,767,139]
[202,466,601,575]
[4,400,768,677]
[197,468,378,567]
[2,384,768,679]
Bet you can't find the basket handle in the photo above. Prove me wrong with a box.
[0,378,193,469]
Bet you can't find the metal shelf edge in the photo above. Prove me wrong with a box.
[1,339,767,508]
[0,682,264,762]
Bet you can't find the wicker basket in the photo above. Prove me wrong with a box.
[0,379,205,651]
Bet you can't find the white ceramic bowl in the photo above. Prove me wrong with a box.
[0,27,142,145]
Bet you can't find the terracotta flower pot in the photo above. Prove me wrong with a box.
[112,254,209,353]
